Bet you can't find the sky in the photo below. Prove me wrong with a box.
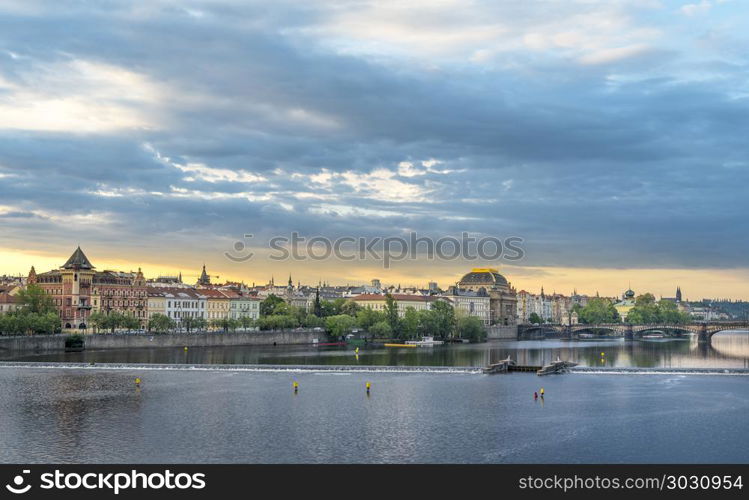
[0,0,747,299]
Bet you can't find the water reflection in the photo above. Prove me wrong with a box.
[5,331,748,369]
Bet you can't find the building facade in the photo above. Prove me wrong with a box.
[444,288,491,325]
[31,247,147,330]
[457,268,517,325]
[351,293,439,316]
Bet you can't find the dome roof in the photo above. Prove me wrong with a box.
[624,288,635,299]
[458,268,508,288]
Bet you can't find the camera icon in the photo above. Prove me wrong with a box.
[5,470,32,494]
[224,233,255,262]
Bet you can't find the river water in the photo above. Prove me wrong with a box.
[5,331,749,369]
[0,332,747,463]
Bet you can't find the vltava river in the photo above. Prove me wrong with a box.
[1,332,747,463]
[0,367,747,463]
[6,331,749,369]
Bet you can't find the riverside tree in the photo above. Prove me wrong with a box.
[148,313,175,333]
[576,298,620,324]
[324,314,356,339]
[625,293,691,324]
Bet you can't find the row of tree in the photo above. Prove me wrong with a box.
[0,285,60,335]
[571,294,692,325]
[144,314,257,334]
[258,293,486,342]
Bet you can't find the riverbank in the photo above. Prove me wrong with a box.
[0,330,319,354]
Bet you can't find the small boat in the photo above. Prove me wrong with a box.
[405,336,444,346]
[641,331,665,339]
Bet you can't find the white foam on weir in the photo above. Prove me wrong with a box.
[571,367,749,376]
[0,361,483,375]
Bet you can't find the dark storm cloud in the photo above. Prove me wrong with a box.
[0,0,747,269]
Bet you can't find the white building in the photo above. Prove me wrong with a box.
[443,289,491,325]
[163,288,207,326]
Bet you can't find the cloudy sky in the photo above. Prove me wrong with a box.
[0,0,747,298]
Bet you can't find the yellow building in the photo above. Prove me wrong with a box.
[147,287,167,319]
[614,288,636,321]
[351,293,439,316]
[201,289,231,321]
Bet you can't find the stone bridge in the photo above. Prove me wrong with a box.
[517,321,749,342]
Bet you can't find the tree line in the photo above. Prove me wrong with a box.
[257,293,487,342]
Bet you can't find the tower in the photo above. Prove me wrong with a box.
[197,264,211,286]
[27,266,37,285]
[60,246,95,329]
[676,286,682,302]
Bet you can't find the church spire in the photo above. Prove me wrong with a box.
[197,264,210,286]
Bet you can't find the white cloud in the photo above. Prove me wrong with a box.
[681,1,712,16]
[578,44,651,65]
[0,59,166,132]
[145,143,267,184]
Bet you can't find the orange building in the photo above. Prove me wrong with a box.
[30,247,147,331]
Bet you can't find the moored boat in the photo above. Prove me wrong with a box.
[405,336,444,346]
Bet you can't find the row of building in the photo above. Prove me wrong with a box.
[0,246,732,331]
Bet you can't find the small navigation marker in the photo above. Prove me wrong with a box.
[135,377,141,386]
[184,346,188,351]
[293,381,299,394]
[366,382,371,395]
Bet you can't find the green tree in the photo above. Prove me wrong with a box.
[302,314,324,328]
[256,314,297,330]
[89,312,107,333]
[182,316,197,333]
[148,313,175,333]
[356,308,386,331]
[528,312,543,324]
[193,317,208,332]
[401,307,420,340]
[325,314,356,339]
[625,293,659,324]
[16,284,56,314]
[340,300,363,317]
[238,316,255,331]
[121,314,141,331]
[578,298,620,324]
[384,294,400,336]
[260,294,286,316]
[456,315,486,342]
[427,301,456,341]
[626,294,691,324]
[368,320,393,338]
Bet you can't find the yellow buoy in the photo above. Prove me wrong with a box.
[293,381,299,392]
[184,346,188,351]
[355,347,359,354]
[135,377,141,385]
[600,352,605,356]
